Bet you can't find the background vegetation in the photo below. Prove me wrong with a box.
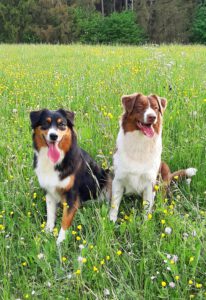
[0,0,206,44]
[0,44,206,299]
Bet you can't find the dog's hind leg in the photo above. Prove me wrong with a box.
[109,178,124,223]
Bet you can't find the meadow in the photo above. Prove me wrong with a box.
[0,44,206,300]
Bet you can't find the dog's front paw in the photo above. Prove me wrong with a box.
[45,223,55,233]
[109,210,118,223]
[186,168,197,177]
[56,228,66,246]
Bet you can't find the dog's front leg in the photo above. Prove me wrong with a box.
[45,193,57,232]
[109,178,124,223]
[143,184,154,214]
[57,193,80,246]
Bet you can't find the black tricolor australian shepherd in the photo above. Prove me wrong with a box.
[30,109,111,245]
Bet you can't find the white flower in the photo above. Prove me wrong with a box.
[47,282,51,287]
[77,256,83,262]
[37,253,44,259]
[151,276,156,280]
[169,282,176,288]
[192,230,197,237]
[163,259,167,263]
[67,273,72,279]
[79,244,84,250]
[103,289,110,296]
[166,254,171,259]
[165,227,172,235]
[31,291,35,295]
[186,178,191,185]
[172,255,179,263]
[183,232,189,239]
[167,267,171,271]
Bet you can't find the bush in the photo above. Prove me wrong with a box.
[74,9,147,45]
[191,3,206,44]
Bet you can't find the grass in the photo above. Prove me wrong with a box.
[0,44,206,300]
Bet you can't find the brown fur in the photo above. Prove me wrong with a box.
[58,128,72,153]
[61,197,80,230]
[34,127,48,150]
[159,162,189,185]
[57,174,75,195]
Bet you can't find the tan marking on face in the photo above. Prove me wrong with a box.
[61,197,80,230]
[34,126,48,150]
[57,118,63,124]
[148,95,162,134]
[46,117,51,123]
[58,127,72,153]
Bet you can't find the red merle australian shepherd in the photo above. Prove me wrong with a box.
[109,93,197,222]
[30,109,111,245]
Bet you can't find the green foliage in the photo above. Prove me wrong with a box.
[75,10,147,44]
[191,3,206,44]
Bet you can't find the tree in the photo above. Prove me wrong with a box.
[191,2,206,44]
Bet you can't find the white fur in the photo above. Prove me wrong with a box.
[35,146,72,243]
[185,168,197,177]
[144,107,157,124]
[56,228,66,245]
[109,124,162,222]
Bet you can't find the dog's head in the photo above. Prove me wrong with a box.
[30,109,75,163]
[121,93,167,137]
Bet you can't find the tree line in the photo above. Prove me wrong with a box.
[0,0,206,44]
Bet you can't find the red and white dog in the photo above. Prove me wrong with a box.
[109,93,197,222]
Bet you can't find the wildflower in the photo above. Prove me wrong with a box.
[24,294,29,299]
[89,245,94,250]
[107,113,113,119]
[175,275,180,281]
[166,254,171,259]
[161,219,165,224]
[166,267,171,271]
[186,178,191,185]
[172,255,179,263]
[103,289,110,296]
[40,222,46,229]
[189,256,194,263]
[93,266,98,272]
[154,185,159,191]
[47,282,51,287]
[174,176,178,180]
[170,260,175,264]
[83,240,87,244]
[163,209,168,214]
[106,255,110,260]
[27,212,31,217]
[62,202,67,207]
[161,281,167,287]
[100,259,105,265]
[75,269,81,275]
[147,213,152,220]
[190,295,195,299]
[22,262,27,267]
[0,224,5,231]
[82,258,87,263]
[76,236,81,241]
[53,228,58,237]
[37,253,44,259]
[61,256,67,262]
[196,283,202,288]
[188,280,193,285]
[151,276,156,280]
[72,231,77,235]
[79,244,85,250]
[165,227,172,235]
[77,225,82,230]
[169,282,176,288]
[33,192,37,199]
[191,230,197,237]
[161,233,166,238]
[169,204,174,210]
[116,250,122,256]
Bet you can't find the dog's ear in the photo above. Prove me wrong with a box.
[122,93,140,113]
[30,110,44,129]
[58,109,75,127]
[157,97,167,115]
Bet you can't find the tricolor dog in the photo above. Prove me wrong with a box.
[109,93,197,222]
[30,109,111,245]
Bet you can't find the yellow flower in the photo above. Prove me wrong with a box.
[22,262,27,267]
[174,176,179,180]
[93,266,98,272]
[89,245,94,250]
[190,295,195,299]
[40,223,45,228]
[163,209,168,214]
[143,200,147,206]
[161,233,166,238]
[147,213,152,220]
[161,281,167,287]
[76,236,81,241]
[106,255,110,260]
[188,280,193,285]
[203,99,206,102]
[24,294,29,299]
[116,250,122,256]
[100,259,105,265]
[170,259,175,264]
[53,228,58,237]
[33,192,37,199]
[27,212,31,217]
[196,283,202,288]
[72,231,77,235]
[75,269,81,275]
[161,219,165,224]
[189,256,194,263]
[83,240,87,245]
[82,258,87,263]
[124,215,129,220]
[61,256,67,262]
[169,204,174,210]
[77,225,82,230]
[0,224,5,231]
[154,185,159,191]
[175,275,180,281]
[62,202,67,207]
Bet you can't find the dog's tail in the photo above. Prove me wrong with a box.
[159,162,197,185]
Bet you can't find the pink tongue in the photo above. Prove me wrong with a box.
[47,143,60,163]
[141,125,154,138]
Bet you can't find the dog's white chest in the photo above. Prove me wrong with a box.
[35,148,71,198]
[114,129,162,194]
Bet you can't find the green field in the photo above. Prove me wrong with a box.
[0,44,206,300]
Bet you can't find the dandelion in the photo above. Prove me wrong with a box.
[37,253,44,259]
[27,212,31,217]
[161,281,167,287]
[106,255,110,260]
[165,227,172,235]
[40,222,46,229]
[172,255,179,263]
[107,113,113,119]
[188,280,193,285]
[24,294,29,299]
[116,250,122,256]
[33,192,37,199]
[77,225,82,230]
[170,260,175,264]
[189,256,194,263]
[161,219,166,224]
[75,269,81,275]
[72,231,77,235]
[62,202,67,207]
[100,259,105,265]
[169,282,176,288]
[83,240,87,245]
[175,275,180,281]
[174,176,179,180]
[154,185,159,191]
[22,262,27,267]
[196,283,202,288]
[93,266,98,272]
[0,224,5,231]
[76,236,81,241]
[61,256,67,262]
[53,228,58,237]
[147,213,152,220]
[163,209,168,214]
[79,244,85,250]
[89,245,94,250]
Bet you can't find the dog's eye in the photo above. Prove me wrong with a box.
[41,121,50,130]
[58,123,66,130]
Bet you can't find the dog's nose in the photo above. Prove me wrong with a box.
[49,133,58,141]
[147,114,156,124]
